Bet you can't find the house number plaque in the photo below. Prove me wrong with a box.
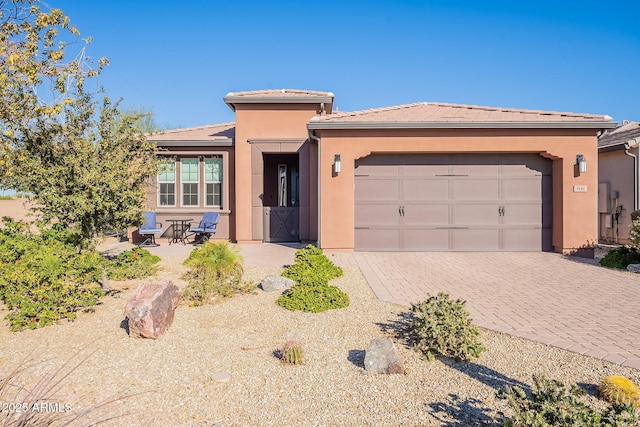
[573,185,588,193]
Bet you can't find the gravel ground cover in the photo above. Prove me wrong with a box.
[0,252,639,426]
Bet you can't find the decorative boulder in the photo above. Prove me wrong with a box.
[627,264,640,273]
[260,275,295,292]
[364,337,406,374]
[124,281,181,339]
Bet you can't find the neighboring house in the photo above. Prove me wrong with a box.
[597,121,640,244]
[146,89,616,253]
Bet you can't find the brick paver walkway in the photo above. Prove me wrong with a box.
[353,252,640,370]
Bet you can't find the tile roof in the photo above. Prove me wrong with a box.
[598,121,640,149]
[308,102,615,129]
[148,122,235,142]
[225,89,334,99]
[224,89,335,111]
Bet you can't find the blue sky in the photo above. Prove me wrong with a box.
[52,0,640,129]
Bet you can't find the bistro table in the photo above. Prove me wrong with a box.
[167,219,193,245]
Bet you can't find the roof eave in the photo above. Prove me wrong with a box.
[307,121,618,130]
[152,139,233,147]
[224,95,334,112]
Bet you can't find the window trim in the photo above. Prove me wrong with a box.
[157,158,176,207]
[204,155,223,208]
[181,158,199,207]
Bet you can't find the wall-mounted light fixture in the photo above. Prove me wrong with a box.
[333,154,342,174]
[576,154,587,173]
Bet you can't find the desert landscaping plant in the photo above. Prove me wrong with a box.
[0,351,127,426]
[0,218,160,331]
[181,241,255,305]
[599,376,640,407]
[0,1,158,248]
[599,246,640,269]
[279,340,305,365]
[0,219,104,331]
[499,375,638,426]
[277,245,348,313]
[407,292,485,361]
[104,247,160,280]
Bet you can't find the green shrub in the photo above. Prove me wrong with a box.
[599,246,640,269]
[281,244,343,286]
[0,220,104,331]
[181,241,254,305]
[277,283,349,313]
[407,292,485,361]
[104,248,160,280]
[277,245,349,313]
[499,375,638,426]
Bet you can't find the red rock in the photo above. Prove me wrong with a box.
[124,281,180,339]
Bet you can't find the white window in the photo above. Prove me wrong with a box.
[205,156,222,208]
[181,158,199,206]
[158,159,176,206]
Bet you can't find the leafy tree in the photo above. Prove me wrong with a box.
[120,105,163,134]
[0,0,158,245]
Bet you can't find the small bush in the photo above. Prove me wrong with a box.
[104,248,160,280]
[499,375,639,426]
[181,241,254,305]
[277,245,349,313]
[407,292,485,361]
[599,376,640,407]
[281,244,343,286]
[599,246,640,269]
[0,220,104,331]
[277,283,349,313]
[280,340,304,365]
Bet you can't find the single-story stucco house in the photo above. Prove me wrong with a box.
[597,121,640,244]
[144,89,617,253]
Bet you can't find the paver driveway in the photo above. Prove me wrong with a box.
[353,252,640,370]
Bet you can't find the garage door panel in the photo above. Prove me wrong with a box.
[355,228,400,251]
[503,228,542,251]
[453,204,500,225]
[452,179,500,200]
[355,203,401,226]
[403,204,449,225]
[355,179,400,201]
[503,178,542,200]
[403,164,449,176]
[354,163,399,176]
[452,229,500,250]
[402,179,449,201]
[402,229,449,250]
[451,163,500,176]
[502,203,541,225]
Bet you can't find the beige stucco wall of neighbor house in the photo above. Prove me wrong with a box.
[598,149,636,244]
[233,104,322,243]
[314,128,600,253]
[0,198,35,223]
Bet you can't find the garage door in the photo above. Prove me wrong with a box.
[354,153,552,251]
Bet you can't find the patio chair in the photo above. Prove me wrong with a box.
[138,211,163,246]
[189,212,219,244]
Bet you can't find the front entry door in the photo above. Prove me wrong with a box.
[264,207,299,242]
[263,155,300,242]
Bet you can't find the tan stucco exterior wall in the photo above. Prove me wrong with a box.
[314,128,600,253]
[598,149,636,244]
[233,104,323,243]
